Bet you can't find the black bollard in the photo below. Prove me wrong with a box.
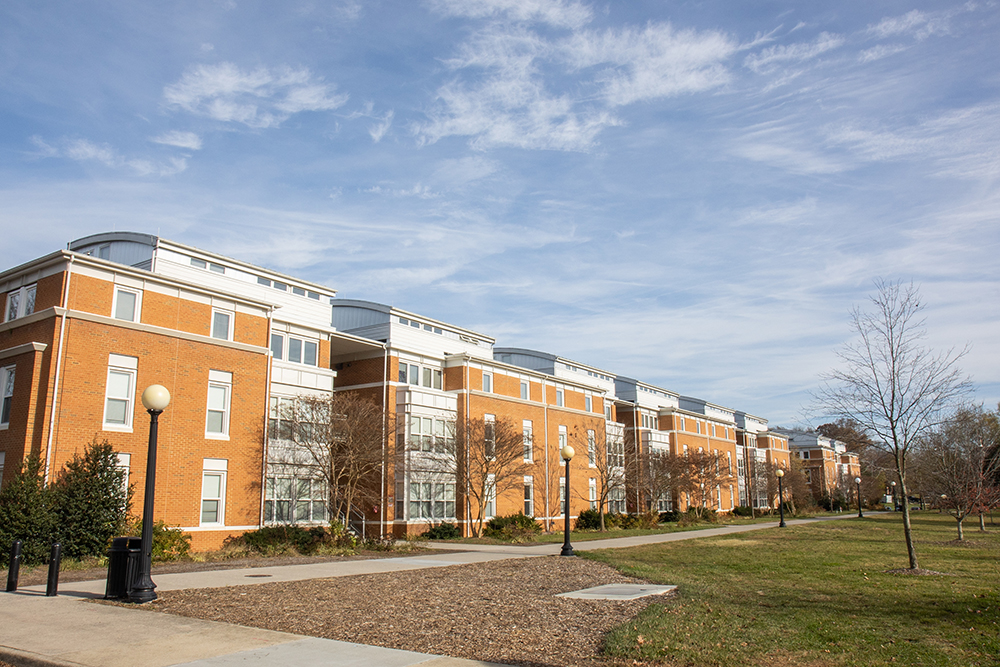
[6,540,22,592]
[45,543,61,597]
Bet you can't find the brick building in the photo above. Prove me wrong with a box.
[775,429,861,502]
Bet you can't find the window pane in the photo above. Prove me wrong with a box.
[114,290,136,321]
[295,500,310,521]
[24,286,35,316]
[6,292,18,321]
[296,479,311,499]
[207,385,227,410]
[312,501,327,520]
[398,365,407,383]
[276,501,290,522]
[201,500,218,523]
[105,399,128,424]
[409,365,418,385]
[4,369,14,397]
[212,312,230,339]
[433,370,442,390]
[304,341,317,366]
[422,368,431,387]
[202,474,222,497]
[270,334,283,360]
[276,478,292,497]
[263,500,273,522]
[257,276,271,286]
[409,501,420,518]
[288,338,302,363]
[207,411,224,433]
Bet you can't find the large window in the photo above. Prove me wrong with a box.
[484,414,496,459]
[103,354,137,430]
[409,415,453,454]
[0,366,14,426]
[200,459,227,526]
[5,284,36,322]
[522,420,533,461]
[608,432,625,469]
[206,370,232,438]
[397,362,442,389]
[408,480,456,520]
[587,429,596,466]
[112,287,141,322]
[524,476,534,516]
[609,486,626,514]
[589,478,597,509]
[271,333,318,366]
[268,396,294,440]
[264,476,328,524]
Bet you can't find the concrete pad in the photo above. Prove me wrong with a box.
[556,583,677,600]
[172,636,448,667]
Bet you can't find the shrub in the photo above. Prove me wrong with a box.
[0,454,55,566]
[362,535,397,551]
[617,511,660,529]
[604,512,623,528]
[424,523,461,540]
[575,508,603,530]
[128,519,192,562]
[52,438,131,560]
[732,505,755,517]
[658,510,681,523]
[235,525,329,555]
[484,513,541,542]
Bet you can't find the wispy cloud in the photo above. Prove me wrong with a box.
[29,137,188,176]
[151,130,203,150]
[426,0,593,29]
[858,43,908,63]
[368,110,394,142]
[743,32,844,73]
[164,62,348,128]
[866,9,951,41]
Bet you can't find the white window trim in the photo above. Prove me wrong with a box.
[200,461,228,527]
[482,372,492,393]
[5,284,36,322]
[0,365,14,429]
[112,286,142,323]
[522,419,533,462]
[205,370,232,440]
[103,354,138,432]
[211,308,234,341]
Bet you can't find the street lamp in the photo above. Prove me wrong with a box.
[855,477,863,518]
[891,480,898,512]
[128,384,170,604]
[775,469,786,528]
[560,444,575,557]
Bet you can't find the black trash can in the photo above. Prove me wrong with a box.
[105,537,142,599]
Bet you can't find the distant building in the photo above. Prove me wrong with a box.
[774,429,861,501]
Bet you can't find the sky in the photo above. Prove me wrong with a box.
[1,0,998,426]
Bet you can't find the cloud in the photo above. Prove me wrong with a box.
[364,183,438,198]
[151,130,203,150]
[426,0,593,29]
[858,43,908,63]
[866,10,951,41]
[368,110,394,143]
[28,137,188,176]
[561,23,738,105]
[743,32,844,73]
[163,62,348,128]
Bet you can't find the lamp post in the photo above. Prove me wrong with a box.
[128,384,170,604]
[891,480,898,511]
[560,444,575,557]
[855,477,863,518]
[775,468,786,528]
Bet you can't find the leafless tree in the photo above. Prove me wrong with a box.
[453,416,531,537]
[281,392,385,526]
[915,406,1000,540]
[571,425,626,531]
[662,449,735,517]
[815,279,971,569]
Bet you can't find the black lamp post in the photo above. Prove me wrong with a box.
[855,476,863,518]
[128,384,170,604]
[560,444,575,557]
[776,468,786,528]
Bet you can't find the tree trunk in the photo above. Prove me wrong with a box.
[979,513,985,532]
[599,508,606,532]
[898,473,919,569]
[957,516,964,541]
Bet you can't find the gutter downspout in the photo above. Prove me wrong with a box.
[381,343,389,538]
[259,305,276,527]
[542,379,550,532]
[464,360,471,537]
[632,400,640,512]
[44,255,74,484]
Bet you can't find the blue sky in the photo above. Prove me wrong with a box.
[2,0,998,425]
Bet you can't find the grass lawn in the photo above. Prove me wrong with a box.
[583,512,999,666]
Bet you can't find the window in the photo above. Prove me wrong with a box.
[589,479,597,510]
[292,286,306,296]
[116,453,131,493]
[523,420,533,461]
[113,287,140,322]
[190,258,207,269]
[555,389,564,407]
[609,486,626,514]
[408,480,457,519]
[524,477,534,516]
[211,309,232,340]
[257,276,271,287]
[409,416,453,454]
[559,424,567,450]
[484,414,496,459]
[0,452,5,486]
[585,395,592,412]
[587,429,596,466]
[270,333,284,360]
[200,459,227,525]
[520,381,528,400]
[482,372,492,393]
[608,433,625,469]
[485,474,496,519]
[5,284,36,322]
[264,476,327,524]
[0,366,14,426]
[271,334,318,366]
[268,396,295,441]
[98,244,111,260]
[680,417,686,431]
[420,367,443,390]
[605,403,612,420]
[103,354,137,430]
[209,263,225,274]
[409,364,418,385]
[560,477,567,515]
[206,370,232,438]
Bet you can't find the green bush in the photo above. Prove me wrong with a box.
[484,513,541,541]
[424,522,461,540]
[732,505,755,517]
[617,511,660,529]
[658,510,681,523]
[603,512,623,528]
[362,535,397,551]
[128,519,192,562]
[237,525,329,555]
[52,439,131,560]
[575,508,603,530]
[0,454,56,566]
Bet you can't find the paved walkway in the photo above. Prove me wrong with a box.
[0,514,867,667]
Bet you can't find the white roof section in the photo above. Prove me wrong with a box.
[331,299,494,360]
[678,395,736,423]
[775,429,847,454]
[614,376,680,411]
[734,411,769,433]
[493,347,617,395]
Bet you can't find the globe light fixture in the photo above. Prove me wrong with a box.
[128,385,170,603]
[560,445,575,556]
[775,468,786,528]
[855,476,863,518]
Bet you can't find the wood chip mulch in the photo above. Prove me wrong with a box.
[151,556,662,667]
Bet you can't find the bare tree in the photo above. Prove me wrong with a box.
[816,280,971,570]
[282,392,386,526]
[663,449,734,517]
[572,425,626,531]
[916,406,1000,540]
[453,416,531,537]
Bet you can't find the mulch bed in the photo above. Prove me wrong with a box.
[147,556,661,667]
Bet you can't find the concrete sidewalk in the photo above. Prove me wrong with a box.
[1,513,867,667]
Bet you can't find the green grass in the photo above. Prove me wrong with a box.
[582,512,999,666]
